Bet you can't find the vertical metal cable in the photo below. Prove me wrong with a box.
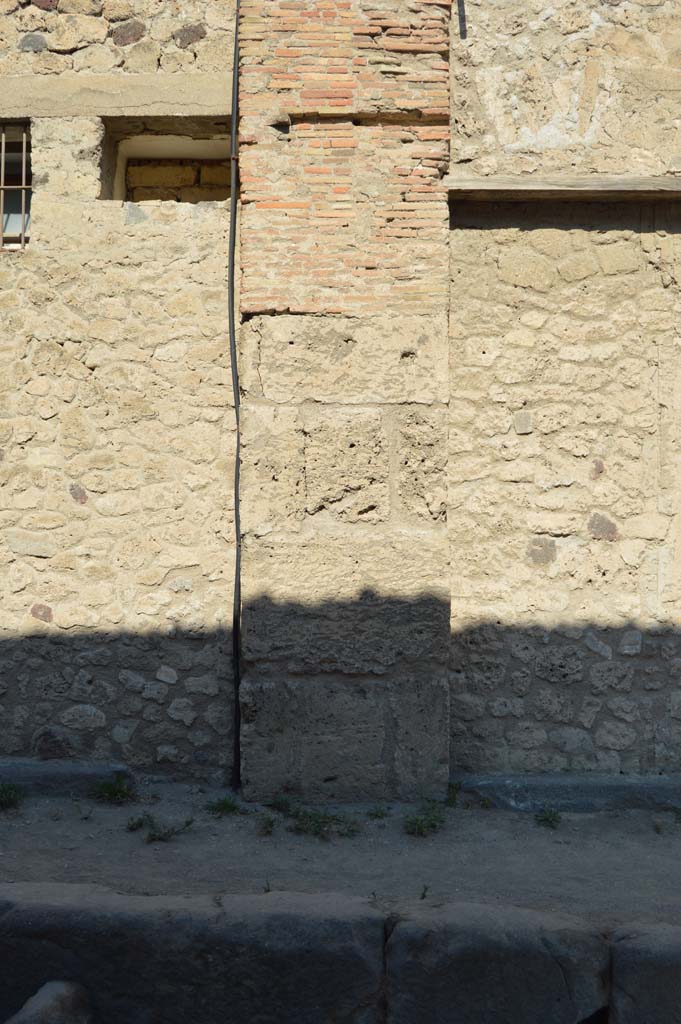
[0,126,6,251]
[228,0,242,790]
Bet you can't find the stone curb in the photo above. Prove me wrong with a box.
[0,760,134,798]
[454,772,681,812]
[0,888,384,1024]
[386,903,610,1024]
[1,885,678,1023]
[7,886,670,1023]
[611,924,681,1023]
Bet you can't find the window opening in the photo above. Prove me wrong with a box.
[1,122,31,250]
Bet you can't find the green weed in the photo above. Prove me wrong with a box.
[266,794,294,815]
[258,814,277,837]
[126,812,193,843]
[535,808,562,830]
[286,807,360,841]
[126,814,150,833]
[144,816,194,844]
[92,773,136,805]
[206,796,248,817]
[404,802,446,838]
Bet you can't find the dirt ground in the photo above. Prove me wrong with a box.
[2,777,680,926]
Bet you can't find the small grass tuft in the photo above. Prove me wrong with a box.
[535,808,562,830]
[289,808,337,840]
[264,794,360,840]
[266,794,295,816]
[126,814,150,833]
[334,816,362,838]
[144,816,194,844]
[0,784,23,811]
[258,814,278,837]
[126,812,193,843]
[206,795,248,818]
[287,807,361,841]
[92,773,136,806]
[404,802,446,838]
[367,806,390,820]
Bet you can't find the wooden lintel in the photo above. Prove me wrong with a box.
[444,174,681,201]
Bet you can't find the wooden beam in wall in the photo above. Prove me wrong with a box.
[444,175,681,201]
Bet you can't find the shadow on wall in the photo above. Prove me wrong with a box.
[0,628,234,783]
[3,597,681,792]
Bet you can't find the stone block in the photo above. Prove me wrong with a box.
[0,891,384,1024]
[4,982,91,1024]
[241,534,449,674]
[126,163,196,188]
[200,164,229,187]
[611,925,681,1023]
[386,904,610,1024]
[302,407,390,524]
[240,673,449,801]
[240,404,305,535]
[395,408,447,523]
[239,314,448,405]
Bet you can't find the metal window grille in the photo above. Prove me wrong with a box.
[0,122,31,251]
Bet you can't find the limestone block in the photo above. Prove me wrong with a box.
[239,404,305,535]
[239,315,448,405]
[386,904,609,1024]
[46,14,108,52]
[302,407,390,524]
[59,0,103,13]
[242,534,449,675]
[498,251,557,292]
[240,673,449,801]
[611,925,681,1023]
[395,407,447,523]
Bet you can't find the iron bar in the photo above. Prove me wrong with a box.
[20,125,27,250]
[0,122,31,250]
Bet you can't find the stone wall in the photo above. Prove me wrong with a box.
[4,0,681,794]
[449,201,681,773]
[447,0,681,777]
[2,0,232,77]
[0,115,235,777]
